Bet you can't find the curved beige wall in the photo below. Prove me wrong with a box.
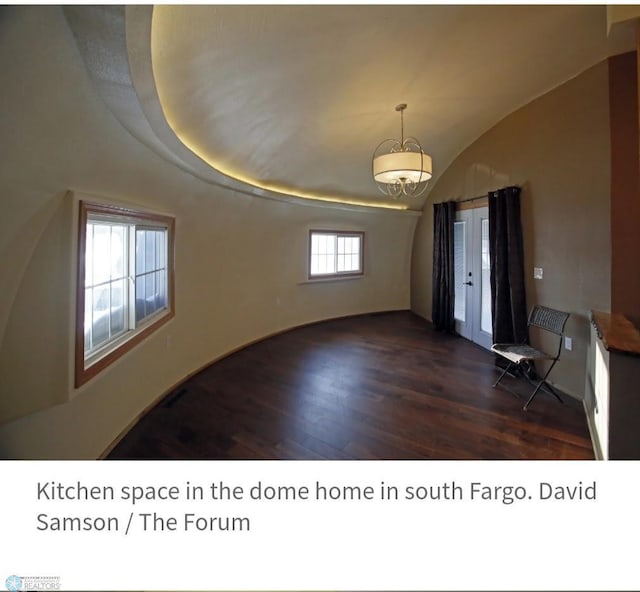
[411,60,611,399]
[0,8,417,458]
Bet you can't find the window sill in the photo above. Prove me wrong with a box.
[298,274,364,285]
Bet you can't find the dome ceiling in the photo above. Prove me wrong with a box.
[67,5,635,212]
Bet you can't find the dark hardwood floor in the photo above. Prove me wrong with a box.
[107,311,594,460]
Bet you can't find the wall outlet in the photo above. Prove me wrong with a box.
[564,336,572,351]
[533,267,543,280]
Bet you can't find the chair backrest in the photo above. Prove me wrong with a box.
[528,305,570,336]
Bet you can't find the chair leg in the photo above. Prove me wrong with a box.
[493,361,514,388]
[523,380,545,411]
[522,359,562,410]
[536,377,563,403]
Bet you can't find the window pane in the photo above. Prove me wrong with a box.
[156,231,166,269]
[84,287,93,352]
[111,279,126,336]
[92,224,111,285]
[311,233,336,275]
[92,285,110,348]
[84,221,129,356]
[326,235,335,257]
[326,253,336,274]
[454,221,466,322]
[319,235,326,255]
[157,270,167,309]
[111,225,126,280]
[481,217,492,334]
[85,225,94,287]
[145,230,156,272]
[136,230,145,275]
[145,273,156,317]
[136,228,168,276]
[135,276,145,323]
[318,255,327,274]
[135,229,168,321]
[85,223,127,286]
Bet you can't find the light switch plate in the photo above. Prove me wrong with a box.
[565,336,572,351]
[534,267,543,280]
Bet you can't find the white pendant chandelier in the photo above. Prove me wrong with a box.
[373,104,432,198]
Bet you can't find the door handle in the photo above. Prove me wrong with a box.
[464,281,473,286]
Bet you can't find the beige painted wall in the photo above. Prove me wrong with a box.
[411,61,611,399]
[0,7,418,458]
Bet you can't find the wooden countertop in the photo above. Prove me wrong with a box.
[591,310,640,356]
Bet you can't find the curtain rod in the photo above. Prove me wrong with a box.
[455,185,521,204]
[456,194,488,204]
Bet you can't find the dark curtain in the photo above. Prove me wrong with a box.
[432,201,456,333]
[489,186,528,345]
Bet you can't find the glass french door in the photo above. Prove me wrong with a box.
[454,206,492,350]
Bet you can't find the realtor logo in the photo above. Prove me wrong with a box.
[4,576,59,591]
[5,576,22,592]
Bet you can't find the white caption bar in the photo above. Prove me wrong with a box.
[1,460,639,591]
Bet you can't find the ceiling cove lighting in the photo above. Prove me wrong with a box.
[159,110,408,211]
[373,103,432,198]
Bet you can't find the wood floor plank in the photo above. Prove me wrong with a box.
[107,312,594,460]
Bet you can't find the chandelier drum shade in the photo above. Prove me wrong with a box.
[373,104,432,198]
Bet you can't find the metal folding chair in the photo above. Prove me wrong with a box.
[491,305,570,411]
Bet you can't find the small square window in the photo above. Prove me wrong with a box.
[309,230,363,278]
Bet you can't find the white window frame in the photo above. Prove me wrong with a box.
[308,230,364,279]
[75,201,175,387]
